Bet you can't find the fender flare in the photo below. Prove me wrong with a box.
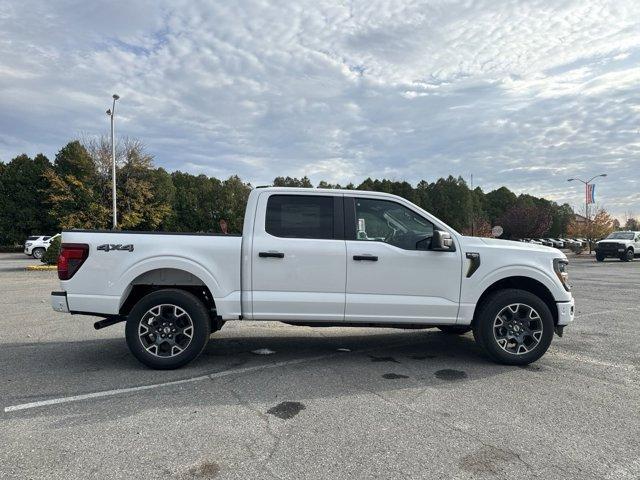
[117,255,223,308]
[472,264,562,304]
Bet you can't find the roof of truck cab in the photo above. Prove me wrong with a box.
[256,187,404,199]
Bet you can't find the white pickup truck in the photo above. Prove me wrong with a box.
[51,187,574,369]
[595,231,640,262]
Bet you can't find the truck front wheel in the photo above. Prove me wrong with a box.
[125,289,211,369]
[472,289,554,366]
[621,249,634,262]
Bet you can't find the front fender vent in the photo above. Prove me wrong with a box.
[465,252,481,278]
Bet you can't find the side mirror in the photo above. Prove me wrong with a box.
[432,230,454,251]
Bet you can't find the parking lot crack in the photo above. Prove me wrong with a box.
[222,384,284,480]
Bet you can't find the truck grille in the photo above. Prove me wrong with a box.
[597,242,622,252]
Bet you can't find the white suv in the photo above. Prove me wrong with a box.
[24,234,60,259]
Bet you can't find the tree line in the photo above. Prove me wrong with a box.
[0,138,631,246]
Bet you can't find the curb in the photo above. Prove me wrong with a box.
[26,265,57,271]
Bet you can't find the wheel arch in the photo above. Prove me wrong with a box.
[472,276,558,326]
[117,255,226,312]
[118,267,217,319]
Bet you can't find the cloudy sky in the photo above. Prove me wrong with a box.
[1,0,639,216]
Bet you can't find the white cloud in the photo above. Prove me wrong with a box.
[1,0,639,216]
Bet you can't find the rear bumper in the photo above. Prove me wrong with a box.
[51,291,69,313]
[556,298,574,326]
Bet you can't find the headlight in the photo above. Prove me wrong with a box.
[553,258,570,291]
[26,242,32,246]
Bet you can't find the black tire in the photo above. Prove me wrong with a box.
[32,247,45,259]
[595,253,605,262]
[621,249,633,262]
[472,289,554,366]
[437,325,472,335]
[125,289,211,369]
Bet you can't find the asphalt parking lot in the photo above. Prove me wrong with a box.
[1,252,638,480]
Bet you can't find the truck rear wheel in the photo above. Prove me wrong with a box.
[472,289,554,366]
[125,289,211,369]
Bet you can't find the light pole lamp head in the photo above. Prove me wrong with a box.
[112,94,120,100]
[106,109,112,116]
[567,178,575,182]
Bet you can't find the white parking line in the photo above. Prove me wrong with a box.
[4,353,340,413]
[6,307,639,413]
[4,338,424,413]
[574,306,640,319]
[547,349,636,372]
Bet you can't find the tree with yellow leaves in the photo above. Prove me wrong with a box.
[44,139,174,231]
[44,141,110,229]
[567,207,615,253]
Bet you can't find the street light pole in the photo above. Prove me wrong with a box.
[567,173,607,252]
[106,94,120,229]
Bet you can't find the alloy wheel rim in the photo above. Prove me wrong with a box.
[493,303,543,355]
[138,304,194,358]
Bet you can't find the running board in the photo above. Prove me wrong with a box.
[94,316,126,330]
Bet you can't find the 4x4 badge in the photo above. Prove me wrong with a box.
[97,244,134,252]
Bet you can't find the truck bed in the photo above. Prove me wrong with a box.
[58,230,242,318]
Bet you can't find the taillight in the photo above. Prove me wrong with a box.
[58,243,89,280]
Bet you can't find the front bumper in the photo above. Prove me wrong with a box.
[51,291,69,313]
[24,246,32,255]
[557,298,575,326]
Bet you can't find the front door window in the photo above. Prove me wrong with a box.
[354,198,434,250]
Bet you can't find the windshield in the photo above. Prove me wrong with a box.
[606,232,634,240]
[27,236,40,240]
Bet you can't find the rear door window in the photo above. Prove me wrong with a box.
[266,195,334,239]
